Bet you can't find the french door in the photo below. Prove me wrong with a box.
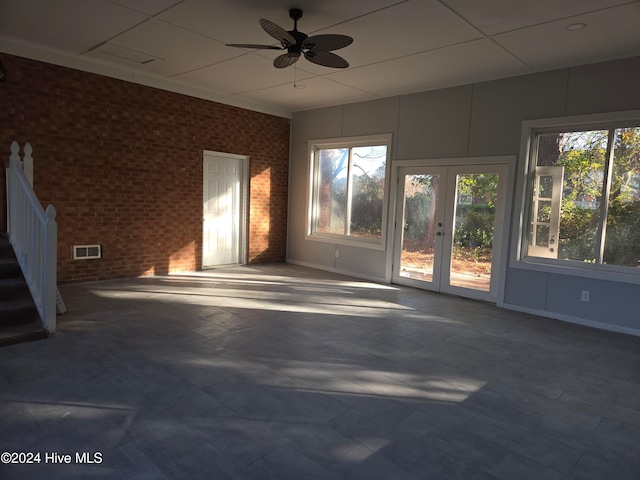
[392,164,509,302]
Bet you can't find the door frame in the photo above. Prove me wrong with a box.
[202,150,250,268]
[386,156,516,304]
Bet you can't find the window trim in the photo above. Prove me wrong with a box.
[511,110,640,285]
[306,134,393,251]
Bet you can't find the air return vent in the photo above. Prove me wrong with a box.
[73,245,102,260]
[92,43,161,65]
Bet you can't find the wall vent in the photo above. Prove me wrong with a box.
[73,245,102,260]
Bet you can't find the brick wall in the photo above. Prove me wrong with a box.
[0,53,290,283]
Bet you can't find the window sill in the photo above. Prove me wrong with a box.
[513,257,640,285]
[305,233,386,251]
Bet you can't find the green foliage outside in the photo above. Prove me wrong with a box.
[403,191,431,246]
[454,204,495,248]
[604,199,640,266]
[403,174,497,257]
[350,169,384,237]
[552,127,640,267]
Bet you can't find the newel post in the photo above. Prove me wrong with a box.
[9,141,20,165]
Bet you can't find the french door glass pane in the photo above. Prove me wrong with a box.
[399,174,439,282]
[450,174,498,292]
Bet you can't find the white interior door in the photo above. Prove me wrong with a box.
[203,152,245,267]
[393,164,509,302]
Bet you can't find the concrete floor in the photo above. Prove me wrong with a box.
[1,264,639,480]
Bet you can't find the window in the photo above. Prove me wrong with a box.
[308,134,392,248]
[520,114,640,277]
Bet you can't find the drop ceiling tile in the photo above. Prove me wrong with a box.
[157,0,399,43]
[174,54,308,94]
[326,39,529,97]
[235,76,376,112]
[494,3,640,71]
[0,0,148,53]
[266,0,405,33]
[158,0,284,44]
[320,0,482,68]
[442,0,631,36]
[94,18,236,76]
[108,0,182,16]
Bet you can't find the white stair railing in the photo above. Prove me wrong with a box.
[7,141,57,333]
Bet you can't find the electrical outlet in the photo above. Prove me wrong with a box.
[581,290,590,302]
[335,249,340,258]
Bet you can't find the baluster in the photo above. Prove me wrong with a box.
[24,143,33,187]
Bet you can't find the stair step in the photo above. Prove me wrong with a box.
[0,321,48,347]
[0,236,13,260]
[0,298,39,327]
[0,277,32,301]
[0,236,48,345]
[0,258,21,278]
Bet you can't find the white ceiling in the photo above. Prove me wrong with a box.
[1,0,639,118]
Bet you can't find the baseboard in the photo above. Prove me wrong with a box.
[499,301,640,337]
[286,259,389,285]
[289,259,640,337]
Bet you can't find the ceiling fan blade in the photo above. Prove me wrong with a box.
[304,50,349,68]
[274,52,300,69]
[226,43,283,50]
[302,34,353,52]
[260,19,296,46]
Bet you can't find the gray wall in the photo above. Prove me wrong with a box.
[288,56,640,334]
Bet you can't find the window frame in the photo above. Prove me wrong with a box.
[512,110,640,285]
[306,134,392,250]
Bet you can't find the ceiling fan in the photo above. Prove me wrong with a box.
[226,8,353,69]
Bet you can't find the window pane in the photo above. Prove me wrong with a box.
[603,127,640,268]
[537,201,552,223]
[315,148,348,234]
[349,146,387,238]
[310,137,390,244]
[531,131,607,262]
[538,175,554,198]
[535,225,550,247]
